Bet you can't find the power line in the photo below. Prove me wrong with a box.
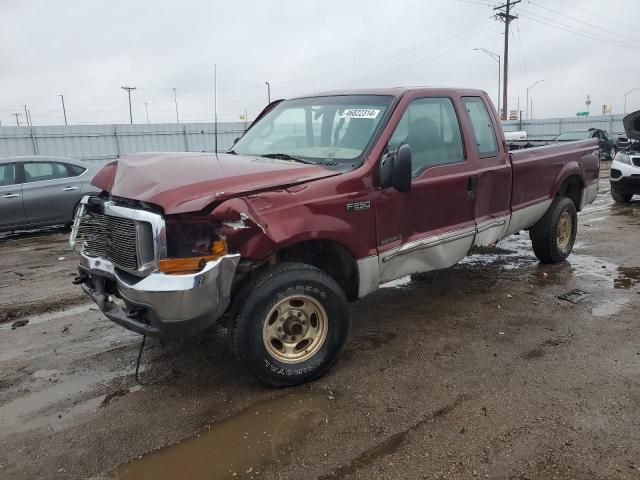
[552,0,638,34]
[526,0,640,44]
[518,8,640,52]
[515,22,529,88]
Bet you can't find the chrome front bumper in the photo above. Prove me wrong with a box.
[79,252,240,340]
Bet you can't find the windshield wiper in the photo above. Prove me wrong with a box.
[260,153,316,164]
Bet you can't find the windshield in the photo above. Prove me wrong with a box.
[232,95,394,163]
[556,131,592,141]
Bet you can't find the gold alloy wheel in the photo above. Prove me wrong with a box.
[262,294,328,364]
[556,211,572,250]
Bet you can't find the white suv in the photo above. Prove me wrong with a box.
[610,111,640,203]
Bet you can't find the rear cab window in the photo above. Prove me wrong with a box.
[462,97,498,158]
[0,163,18,186]
[23,162,71,182]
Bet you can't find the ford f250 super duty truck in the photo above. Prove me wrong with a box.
[70,87,600,386]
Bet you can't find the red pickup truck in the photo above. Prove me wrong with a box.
[71,87,599,386]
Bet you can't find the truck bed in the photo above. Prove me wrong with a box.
[509,139,600,212]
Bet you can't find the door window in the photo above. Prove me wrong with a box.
[388,97,465,177]
[23,162,70,183]
[66,164,87,176]
[0,163,17,186]
[462,97,498,158]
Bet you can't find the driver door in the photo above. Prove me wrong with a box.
[375,96,478,283]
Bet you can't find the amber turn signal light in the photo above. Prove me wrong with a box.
[159,240,227,274]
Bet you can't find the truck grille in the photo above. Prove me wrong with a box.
[75,212,139,270]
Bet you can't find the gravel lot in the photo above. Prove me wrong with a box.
[1,165,639,480]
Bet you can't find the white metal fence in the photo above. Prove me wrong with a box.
[0,114,629,165]
[0,122,248,166]
[502,114,626,139]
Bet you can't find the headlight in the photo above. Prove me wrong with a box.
[614,153,631,165]
[159,218,227,274]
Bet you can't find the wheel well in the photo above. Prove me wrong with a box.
[556,175,583,210]
[276,240,359,301]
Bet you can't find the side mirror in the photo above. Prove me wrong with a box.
[393,144,412,193]
[379,144,412,193]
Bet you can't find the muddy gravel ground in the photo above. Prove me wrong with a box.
[1,168,639,480]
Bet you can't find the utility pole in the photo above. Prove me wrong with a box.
[11,113,22,126]
[214,64,218,153]
[265,81,271,104]
[22,105,30,127]
[173,88,180,123]
[526,80,543,120]
[145,102,150,124]
[624,88,639,114]
[473,48,501,120]
[494,0,520,120]
[121,86,136,124]
[58,94,67,125]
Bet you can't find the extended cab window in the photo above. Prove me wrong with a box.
[0,163,17,186]
[233,95,393,164]
[462,97,498,158]
[388,97,464,177]
[23,162,70,182]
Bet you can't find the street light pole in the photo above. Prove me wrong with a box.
[173,88,180,123]
[265,81,271,104]
[121,86,136,124]
[145,102,150,124]
[526,80,544,120]
[624,88,639,114]
[474,48,501,119]
[57,94,67,125]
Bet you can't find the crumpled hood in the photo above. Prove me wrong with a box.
[91,152,338,214]
[623,109,640,141]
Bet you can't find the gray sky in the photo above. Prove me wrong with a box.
[1,0,639,126]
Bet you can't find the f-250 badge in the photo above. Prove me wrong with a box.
[346,200,370,212]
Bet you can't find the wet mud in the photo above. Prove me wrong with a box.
[110,393,329,480]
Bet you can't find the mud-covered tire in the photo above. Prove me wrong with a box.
[231,262,350,387]
[529,197,577,263]
[611,184,633,203]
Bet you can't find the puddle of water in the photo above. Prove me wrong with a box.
[592,298,630,317]
[0,367,132,437]
[109,392,329,480]
[614,267,640,289]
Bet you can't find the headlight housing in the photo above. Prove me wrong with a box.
[615,152,632,165]
[159,218,227,274]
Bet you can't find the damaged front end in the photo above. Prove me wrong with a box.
[70,195,240,340]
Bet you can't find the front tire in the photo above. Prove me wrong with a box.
[529,197,577,263]
[231,262,350,387]
[611,184,633,203]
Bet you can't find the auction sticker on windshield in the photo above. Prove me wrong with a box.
[340,108,380,119]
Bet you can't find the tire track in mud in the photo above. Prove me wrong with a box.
[317,393,471,480]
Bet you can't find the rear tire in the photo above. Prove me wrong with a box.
[529,197,577,263]
[231,262,350,387]
[611,184,633,203]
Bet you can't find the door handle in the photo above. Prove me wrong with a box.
[62,186,79,191]
[466,175,478,199]
[2,193,20,199]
